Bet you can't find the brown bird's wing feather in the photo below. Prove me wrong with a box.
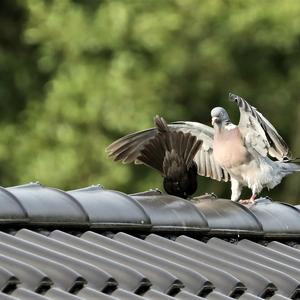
[106,128,157,164]
[138,116,202,175]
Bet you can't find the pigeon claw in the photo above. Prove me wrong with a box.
[238,199,255,204]
[238,196,256,207]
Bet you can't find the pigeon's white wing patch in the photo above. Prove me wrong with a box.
[243,131,268,158]
[170,121,230,182]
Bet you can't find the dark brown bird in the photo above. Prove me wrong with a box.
[106,116,202,199]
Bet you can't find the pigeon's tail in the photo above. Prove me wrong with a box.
[278,159,300,175]
[137,116,202,198]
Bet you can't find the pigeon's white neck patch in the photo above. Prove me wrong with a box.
[224,123,237,130]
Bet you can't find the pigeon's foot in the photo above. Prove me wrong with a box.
[238,198,255,205]
[238,194,256,207]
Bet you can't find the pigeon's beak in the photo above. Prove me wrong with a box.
[211,117,219,126]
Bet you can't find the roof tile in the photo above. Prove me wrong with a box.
[132,192,208,231]
[3,230,115,292]
[7,183,88,227]
[207,238,300,298]
[0,185,298,299]
[45,287,82,299]
[249,200,300,237]
[192,197,263,235]
[148,234,274,297]
[0,254,51,292]
[15,229,138,293]
[68,186,151,229]
[0,292,19,300]
[76,287,118,300]
[113,232,214,296]
[12,288,50,300]
[78,231,182,294]
[0,239,83,292]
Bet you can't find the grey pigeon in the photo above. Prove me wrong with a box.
[106,93,300,203]
[212,93,299,203]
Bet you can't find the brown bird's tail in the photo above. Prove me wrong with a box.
[137,116,201,173]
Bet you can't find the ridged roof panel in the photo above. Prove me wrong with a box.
[68,185,151,229]
[131,191,208,231]
[0,230,297,299]
[7,183,88,226]
[248,199,300,238]
[0,184,299,239]
[191,197,263,236]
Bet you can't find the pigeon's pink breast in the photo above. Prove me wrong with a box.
[213,128,250,169]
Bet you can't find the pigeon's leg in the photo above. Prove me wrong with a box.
[249,193,257,203]
[230,178,242,201]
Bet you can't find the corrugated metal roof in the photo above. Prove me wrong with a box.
[0,182,298,299]
[1,182,299,237]
[0,229,299,299]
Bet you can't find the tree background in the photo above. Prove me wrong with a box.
[1,0,300,203]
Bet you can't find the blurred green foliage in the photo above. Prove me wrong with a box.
[1,0,300,203]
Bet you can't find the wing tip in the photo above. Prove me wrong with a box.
[105,145,112,153]
[154,115,168,132]
[228,92,240,103]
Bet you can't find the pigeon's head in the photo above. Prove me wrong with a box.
[211,107,230,128]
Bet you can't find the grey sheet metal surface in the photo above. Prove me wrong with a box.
[7,183,88,227]
[0,184,298,299]
[2,183,300,238]
[14,229,140,293]
[147,234,272,298]
[68,185,151,229]
[249,199,300,238]
[0,229,298,299]
[0,187,28,224]
[132,192,209,231]
[191,197,263,236]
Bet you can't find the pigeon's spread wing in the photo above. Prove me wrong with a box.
[171,121,230,182]
[106,118,230,182]
[229,93,291,160]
